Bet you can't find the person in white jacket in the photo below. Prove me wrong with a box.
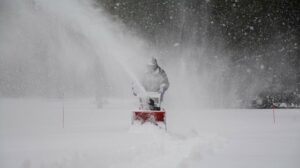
[141,57,169,101]
[132,57,169,110]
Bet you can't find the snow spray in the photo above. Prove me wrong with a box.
[0,0,149,98]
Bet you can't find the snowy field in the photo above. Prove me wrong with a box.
[0,98,300,168]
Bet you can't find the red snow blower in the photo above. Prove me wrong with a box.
[132,92,166,130]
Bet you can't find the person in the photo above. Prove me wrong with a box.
[141,57,169,102]
[132,57,169,110]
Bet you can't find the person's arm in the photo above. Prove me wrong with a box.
[159,69,169,93]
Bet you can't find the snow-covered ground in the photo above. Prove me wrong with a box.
[0,98,299,168]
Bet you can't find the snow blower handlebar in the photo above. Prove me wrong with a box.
[138,92,162,111]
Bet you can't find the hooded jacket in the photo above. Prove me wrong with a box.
[141,65,169,93]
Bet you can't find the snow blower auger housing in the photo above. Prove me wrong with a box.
[132,92,166,130]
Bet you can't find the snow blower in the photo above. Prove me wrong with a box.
[132,92,167,130]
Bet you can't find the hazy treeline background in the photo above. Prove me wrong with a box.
[0,0,299,108]
[98,0,299,106]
